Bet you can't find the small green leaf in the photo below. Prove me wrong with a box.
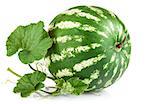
[55,79,65,89]
[13,71,46,97]
[53,78,88,95]
[68,77,88,95]
[60,82,74,95]
[6,21,53,64]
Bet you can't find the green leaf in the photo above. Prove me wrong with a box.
[52,79,71,96]
[6,21,53,64]
[68,77,88,95]
[53,78,88,95]
[60,82,74,95]
[55,78,65,89]
[13,71,46,97]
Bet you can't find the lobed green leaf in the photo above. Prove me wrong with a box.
[13,71,46,97]
[6,21,53,64]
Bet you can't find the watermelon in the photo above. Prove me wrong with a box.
[47,6,131,91]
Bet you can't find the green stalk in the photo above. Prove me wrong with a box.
[7,68,22,78]
[40,89,53,94]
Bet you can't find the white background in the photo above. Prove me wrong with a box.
[0,0,150,104]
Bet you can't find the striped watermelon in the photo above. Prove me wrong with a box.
[47,6,131,91]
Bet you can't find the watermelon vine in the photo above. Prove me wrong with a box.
[6,6,131,97]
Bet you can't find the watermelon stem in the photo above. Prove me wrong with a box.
[7,67,22,78]
[116,36,126,48]
[40,89,53,94]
